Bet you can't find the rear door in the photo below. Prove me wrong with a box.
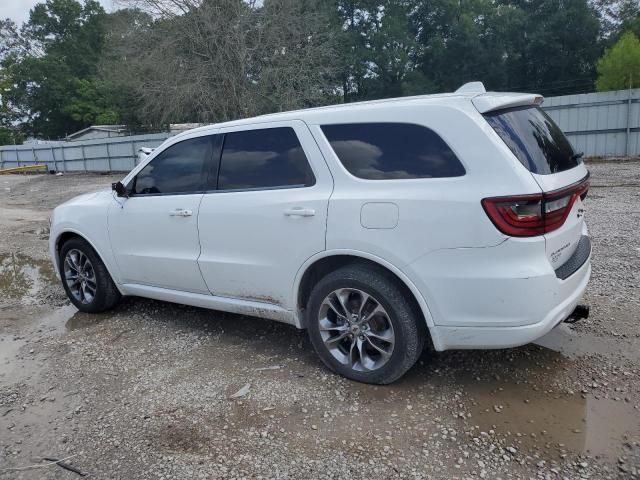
[483,106,590,270]
[197,121,333,308]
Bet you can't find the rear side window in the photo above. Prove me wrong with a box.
[134,136,213,195]
[320,123,465,180]
[483,106,580,175]
[218,127,315,190]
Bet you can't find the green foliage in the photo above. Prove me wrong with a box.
[1,0,637,136]
[63,79,119,124]
[0,127,23,146]
[419,0,601,94]
[1,0,109,138]
[596,32,640,90]
[336,0,602,101]
[338,0,433,101]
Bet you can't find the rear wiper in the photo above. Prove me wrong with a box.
[571,152,584,161]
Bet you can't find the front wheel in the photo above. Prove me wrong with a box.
[59,237,121,313]
[306,264,425,384]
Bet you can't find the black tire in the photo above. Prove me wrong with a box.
[59,237,121,313]
[306,263,425,384]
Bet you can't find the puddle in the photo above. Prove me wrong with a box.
[34,303,113,334]
[38,303,81,332]
[464,376,639,460]
[0,303,110,384]
[0,334,28,384]
[535,323,639,362]
[0,253,57,303]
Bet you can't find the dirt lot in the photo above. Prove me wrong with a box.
[0,163,638,479]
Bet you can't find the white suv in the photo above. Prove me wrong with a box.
[49,83,591,384]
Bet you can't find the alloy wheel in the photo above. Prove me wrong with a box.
[63,249,97,305]
[318,288,395,372]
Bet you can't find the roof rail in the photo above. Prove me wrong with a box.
[455,82,486,94]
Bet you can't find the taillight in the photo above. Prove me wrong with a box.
[482,175,590,237]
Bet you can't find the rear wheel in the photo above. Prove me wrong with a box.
[306,264,425,384]
[59,237,121,313]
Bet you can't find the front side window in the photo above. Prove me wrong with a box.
[218,127,315,190]
[321,123,465,180]
[133,136,214,195]
[483,106,580,175]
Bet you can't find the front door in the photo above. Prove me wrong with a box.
[108,134,217,294]
[197,121,333,308]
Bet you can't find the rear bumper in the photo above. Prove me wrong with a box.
[432,260,590,350]
[404,235,591,351]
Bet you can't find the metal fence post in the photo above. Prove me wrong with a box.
[16,146,20,167]
[626,86,633,157]
[61,145,67,172]
[81,144,87,172]
[51,146,56,172]
[131,141,137,169]
[106,142,112,172]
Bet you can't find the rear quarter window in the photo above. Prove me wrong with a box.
[320,123,465,180]
[483,106,580,175]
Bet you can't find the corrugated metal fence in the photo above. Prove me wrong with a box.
[543,88,639,158]
[1,88,639,172]
[0,132,171,173]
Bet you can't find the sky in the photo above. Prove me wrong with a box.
[1,0,115,25]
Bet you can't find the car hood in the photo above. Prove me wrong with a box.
[58,188,112,208]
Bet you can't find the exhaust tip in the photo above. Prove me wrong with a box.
[564,304,589,324]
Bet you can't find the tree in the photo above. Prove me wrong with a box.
[505,0,601,95]
[410,0,602,96]
[98,8,154,129]
[0,127,23,146]
[596,31,640,90]
[0,19,29,61]
[413,0,512,92]
[0,0,629,138]
[1,0,109,138]
[108,0,342,124]
[617,0,640,37]
[335,0,433,102]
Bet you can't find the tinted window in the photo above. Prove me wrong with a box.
[218,127,315,190]
[484,106,580,175]
[321,123,465,180]
[134,136,213,194]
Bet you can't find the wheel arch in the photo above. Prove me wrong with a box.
[54,229,122,293]
[294,250,441,349]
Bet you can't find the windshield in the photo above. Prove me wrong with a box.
[484,106,581,175]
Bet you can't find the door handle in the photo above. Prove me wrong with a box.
[283,207,316,217]
[169,208,193,217]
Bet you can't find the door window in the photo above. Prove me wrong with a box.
[133,136,214,195]
[218,127,315,190]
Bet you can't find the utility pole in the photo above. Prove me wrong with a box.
[626,73,633,157]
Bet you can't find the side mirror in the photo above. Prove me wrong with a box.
[112,181,129,198]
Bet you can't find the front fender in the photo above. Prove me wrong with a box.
[49,191,123,290]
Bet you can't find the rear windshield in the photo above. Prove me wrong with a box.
[484,106,580,175]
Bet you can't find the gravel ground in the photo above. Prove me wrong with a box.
[0,164,638,479]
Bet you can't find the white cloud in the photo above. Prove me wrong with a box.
[1,0,116,26]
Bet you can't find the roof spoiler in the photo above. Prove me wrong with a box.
[455,81,544,114]
[473,93,544,114]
